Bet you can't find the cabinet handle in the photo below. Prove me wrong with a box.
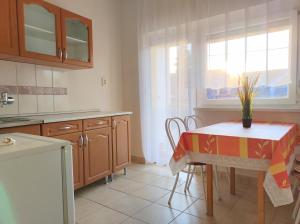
[79,135,84,148]
[58,48,62,59]
[113,120,117,129]
[58,125,75,131]
[84,134,88,148]
[96,121,106,125]
[97,134,108,138]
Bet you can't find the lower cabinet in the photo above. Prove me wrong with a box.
[112,115,131,172]
[84,127,112,185]
[55,132,84,190]
[3,114,132,190]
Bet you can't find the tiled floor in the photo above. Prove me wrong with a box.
[75,163,294,224]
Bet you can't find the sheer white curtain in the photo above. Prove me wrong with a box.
[137,0,299,165]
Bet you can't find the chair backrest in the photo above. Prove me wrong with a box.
[165,117,187,152]
[184,115,201,131]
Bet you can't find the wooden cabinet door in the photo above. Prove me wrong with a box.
[17,0,62,63]
[112,116,131,172]
[61,9,93,68]
[84,127,112,185]
[0,0,19,57]
[55,132,84,190]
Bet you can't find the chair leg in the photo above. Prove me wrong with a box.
[168,173,180,204]
[213,166,221,201]
[293,190,300,219]
[184,164,192,193]
[200,166,206,201]
[187,166,196,190]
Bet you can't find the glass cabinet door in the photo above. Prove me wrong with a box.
[62,10,93,67]
[65,19,88,62]
[18,0,62,62]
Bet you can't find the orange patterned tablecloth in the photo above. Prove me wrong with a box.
[169,122,298,206]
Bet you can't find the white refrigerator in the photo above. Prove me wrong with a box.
[0,133,75,224]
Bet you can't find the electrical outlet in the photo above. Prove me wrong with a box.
[101,77,107,87]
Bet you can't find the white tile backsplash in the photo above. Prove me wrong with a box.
[37,95,54,113]
[0,61,17,86]
[53,95,71,112]
[18,95,38,114]
[16,63,36,86]
[36,66,53,87]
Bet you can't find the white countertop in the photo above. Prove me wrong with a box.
[0,111,133,128]
[29,111,133,123]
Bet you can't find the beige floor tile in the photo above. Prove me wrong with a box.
[131,185,170,202]
[78,206,128,224]
[157,192,198,211]
[133,203,181,224]
[141,164,174,177]
[272,203,294,224]
[81,187,127,206]
[170,213,209,224]
[149,176,184,190]
[75,197,104,221]
[175,180,206,200]
[105,195,152,216]
[128,163,154,172]
[123,169,145,179]
[121,217,147,224]
[127,172,162,185]
[108,178,146,194]
[184,199,229,223]
[75,163,296,224]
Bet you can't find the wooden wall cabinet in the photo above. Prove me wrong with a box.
[61,9,93,68]
[112,115,131,172]
[0,0,93,69]
[0,0,19,58]
[17,0,62,63]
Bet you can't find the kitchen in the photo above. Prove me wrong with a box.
[0,0,300,224]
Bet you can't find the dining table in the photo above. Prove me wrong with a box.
[169,121,298,224]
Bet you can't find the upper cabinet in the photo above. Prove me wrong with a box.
[0,0,93,69]
[61,10,93,68]
[17,0,62,63]
[0,0,19,58]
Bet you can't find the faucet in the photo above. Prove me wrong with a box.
[0,92,15,107]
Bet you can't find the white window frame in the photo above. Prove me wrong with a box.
[199,11,298,109]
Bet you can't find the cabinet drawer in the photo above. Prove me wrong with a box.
[42,120,82,137]
[83,117,111,131]
[0,125,41,135]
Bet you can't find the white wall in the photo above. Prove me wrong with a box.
[0,0,123,116]
[121,0,144,159]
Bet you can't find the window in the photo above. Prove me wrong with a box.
[205,28,295,104]
[150,43,192,112]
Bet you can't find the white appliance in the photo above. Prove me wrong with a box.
[0,133,75,224]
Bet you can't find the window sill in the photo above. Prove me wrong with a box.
[195,106,300,113]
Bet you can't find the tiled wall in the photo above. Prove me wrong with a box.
[0,61,73,116]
